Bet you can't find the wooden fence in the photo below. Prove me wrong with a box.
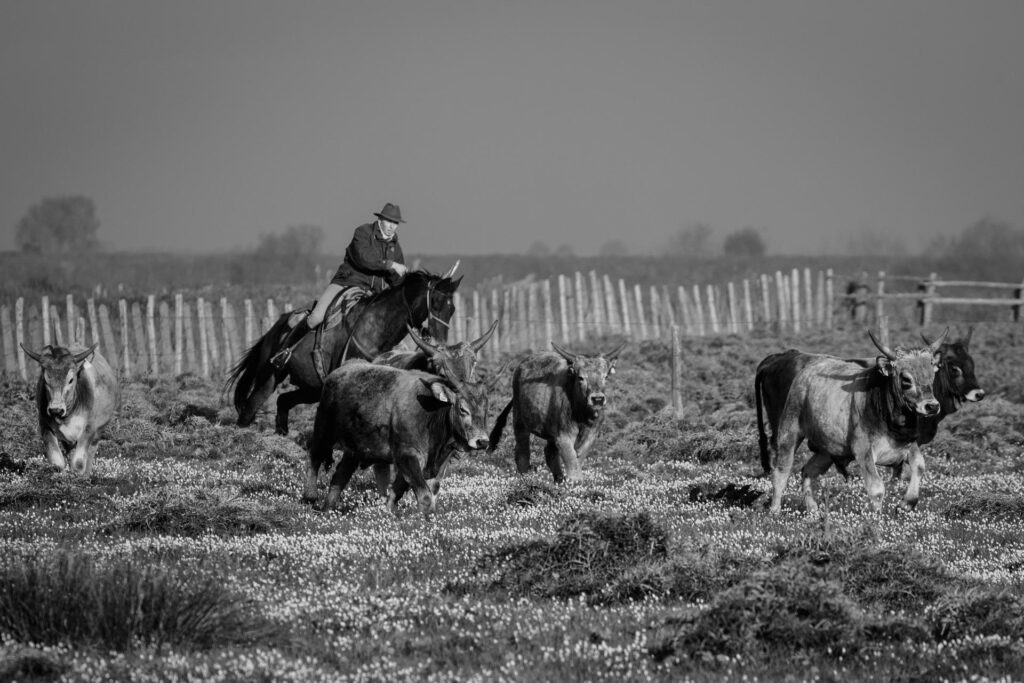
[2,270,1021,381]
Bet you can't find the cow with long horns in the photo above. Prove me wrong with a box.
[756,330,947,513]
[489,341,625,483]
[21,343,120,476]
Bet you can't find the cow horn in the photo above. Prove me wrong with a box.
[72,343,98,365]
[927,327,949,354]
[963,326,974,348]
[442,260,460,279]
[19,343,44,365]
[406,324,439,357]
[470,319,499,353]
[867,330,896,361]
[603,341,627,361]
[550,341,578,363]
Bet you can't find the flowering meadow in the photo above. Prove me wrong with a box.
[1,326,1023,682]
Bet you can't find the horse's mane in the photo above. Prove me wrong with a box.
[358,270,446,307]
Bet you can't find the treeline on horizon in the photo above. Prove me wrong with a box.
[0,249,1020,302]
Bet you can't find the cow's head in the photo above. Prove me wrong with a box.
[406,319,498,385]
[420,378,490,459]
[21,343,97,419]
[551,340,626,410]
[925,327,985,405]
[869,329,945,416]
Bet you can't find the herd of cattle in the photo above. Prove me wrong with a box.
[17,319,984,516]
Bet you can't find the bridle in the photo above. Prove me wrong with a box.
[342,276,454,362]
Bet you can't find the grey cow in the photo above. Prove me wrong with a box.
[304,361,490,515]
[489,341,625,482]
[757,330,947,513]
[21,343,120,476]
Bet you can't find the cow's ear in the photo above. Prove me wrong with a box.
[426,380,451,404]
[875,356,893,376]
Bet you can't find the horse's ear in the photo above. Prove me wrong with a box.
[449,275,463,291]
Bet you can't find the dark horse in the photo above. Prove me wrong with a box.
[227,269,462,434]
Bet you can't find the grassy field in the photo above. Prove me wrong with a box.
[1,325,1023,681]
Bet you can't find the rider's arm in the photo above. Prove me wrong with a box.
[347,225,397,274]
[306,283,343,328]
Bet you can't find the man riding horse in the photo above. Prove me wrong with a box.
[271,202,408,369]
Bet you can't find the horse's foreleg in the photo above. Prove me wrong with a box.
[275,388,321,436]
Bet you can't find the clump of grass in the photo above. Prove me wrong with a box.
[0,645,67,681]
[0,464,117,512]
[929,588,1024,641]
[0,550,282,651]
[482,512,669,603]
[505,478,563,507]
[942,491,1024,522]
[100,487,295,536]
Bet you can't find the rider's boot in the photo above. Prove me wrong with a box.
[270,319,310,369]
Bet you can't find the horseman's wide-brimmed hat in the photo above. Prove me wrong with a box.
[374,203,405,224]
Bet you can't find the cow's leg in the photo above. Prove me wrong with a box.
[393,453,433,517]
[555,434,583,481]
[573,423,601,461]
[799,451,833,514]
[512,410,532,474]
[42,430,67,470]
[544,441,565,483]
[902,445,925,509]
[323,452,361,511]
[861,449,886,513]
[388,475,410,513]
[237,371,277,427]
[68,430,96,476]
[304,426,334,504]
[373,465,393,498]
[769,430,801,514]
[275,388,320,436]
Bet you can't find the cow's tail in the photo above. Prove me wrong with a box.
[754,370,771,477]
[487,400,514,453]
[225,315,287,413]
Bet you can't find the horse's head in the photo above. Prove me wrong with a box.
[402,268,463,343]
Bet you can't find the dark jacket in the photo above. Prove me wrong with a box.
[330,222,405,293]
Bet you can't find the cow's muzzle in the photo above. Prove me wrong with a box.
[589,394,606,407]
[468,436,489,450]
[966,389,985,402]
[48,406,67,419]
[920,400,940,416]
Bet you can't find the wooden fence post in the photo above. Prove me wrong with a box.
[618,279,632,337]
[175,294,184,375]
[815,270,826,327]
[726,282,738,334]
[589,271,604,337]
[244,299,254,347]
[604,275,620,333]
[825,268,835,327]
[502,287,514,354]
[919,272,937,326]
[15,298,27,380]
[875,271,886,328]
[50,306,64,347]
[182,301,196,372]
[743,279,754,334]
[0,305,14,377]
[1015,277,1024,322]
[803,267,814,326]
[692,285,705,336]
[42,296,50,347]
[98,304,117,373]
[147,295,159,375]
[87,298,100,349]
[706,285,719,335]
[491,288,503,356]
[472,290,483,344]
[633,284,647,339]
[558,275,571,343]
[159,300,173,373]
[197,297,209,378]
[131,302,147,374]
[661,285,676,331]
[542,280,554,346]
[204,299,219,373]
[671,324,683,416]
[574,272,587,342]
[677,286,692,336]
[790,268,801,334]
[119,299,131,378]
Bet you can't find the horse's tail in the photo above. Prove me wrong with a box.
[754,368,771,477]
[487,400,514,453]
[225,315,288,413]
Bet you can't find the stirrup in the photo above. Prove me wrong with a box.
[269,347,293,369]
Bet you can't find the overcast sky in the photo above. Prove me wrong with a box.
[2,0,1022,256]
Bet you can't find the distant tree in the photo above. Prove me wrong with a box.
[667,222,713,257]
[553,244,575,258]
[15,195,100,253]
[722,227,766,256]
[598,239,629,257]
[933,216,1024,262]
[526,240,552,257]
[254,224,324,259]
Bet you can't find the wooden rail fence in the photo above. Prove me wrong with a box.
[2,269,1020,381]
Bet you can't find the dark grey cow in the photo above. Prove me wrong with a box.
[304,361,489,515]
[21,343,120,476]
[489,341,625,482]
[756,330,947,513]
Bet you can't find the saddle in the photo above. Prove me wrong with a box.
[285,286,369,381]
